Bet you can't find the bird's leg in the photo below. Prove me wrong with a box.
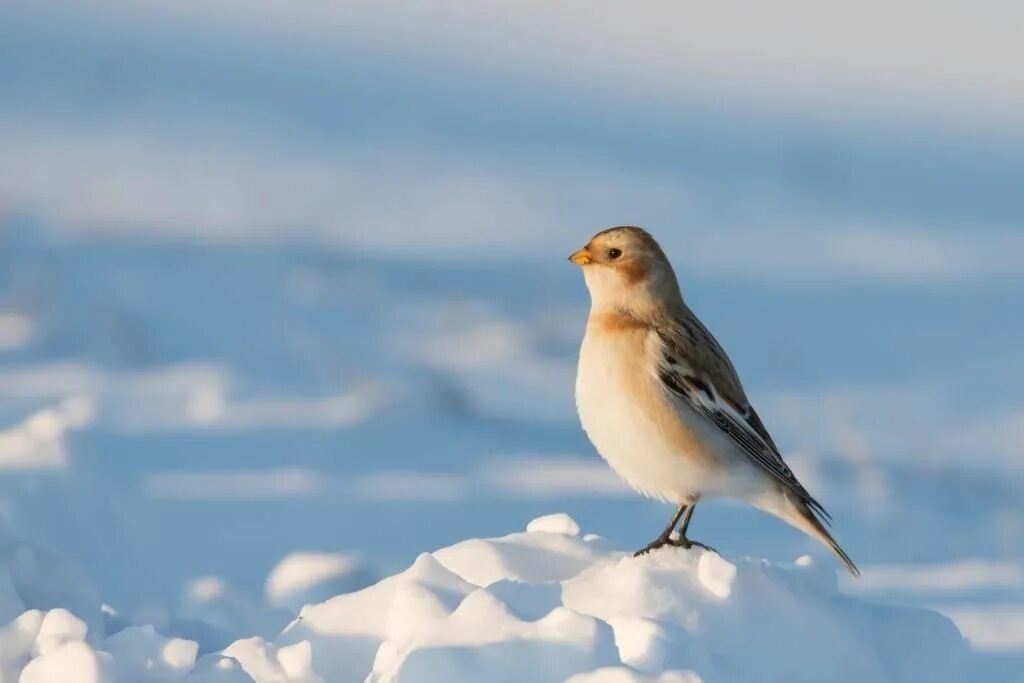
[633,504,688,556]
[667,501,717,553]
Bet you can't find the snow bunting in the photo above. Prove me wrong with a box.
[570,226,858,576]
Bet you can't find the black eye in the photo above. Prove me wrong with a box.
[607,248,622,259]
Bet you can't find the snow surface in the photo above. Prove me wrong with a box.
[3,4,1024,680]
[0,232,1021,680]
[0,515,977,682]
[264,552,376,613]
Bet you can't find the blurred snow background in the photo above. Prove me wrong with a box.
[1,1,1023,678]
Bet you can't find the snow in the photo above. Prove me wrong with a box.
[0,599,231,681]
[3,512,974,681]
[104,625,198,680]
[527,513,582,536]
[694,553,736,600]
[2,4,1024,680]
[0,238,1019,682]
[0,398,94,471]
[0,313,35,352]
[257,516,966,683]
[222,638,322,683]
[264,552,376,612]
[178,577,291,644]
[19,641,116,683]
[0,238,1020,682]
[566,670,699,683]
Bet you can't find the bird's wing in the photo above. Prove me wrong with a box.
[654,316,831,521]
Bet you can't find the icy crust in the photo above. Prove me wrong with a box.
[0,515,969,682]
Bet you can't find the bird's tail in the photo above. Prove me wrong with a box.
[770,493,860,577]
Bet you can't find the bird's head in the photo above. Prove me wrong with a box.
[568,226,682,316]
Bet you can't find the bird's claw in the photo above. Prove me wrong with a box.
[633,536,717,557]
[670,538,718,554]
[633,535,672,557]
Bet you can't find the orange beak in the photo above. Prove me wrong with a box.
[568,248,591,265]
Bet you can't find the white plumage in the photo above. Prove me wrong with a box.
[576,325,722,503]
[570,226,858,575]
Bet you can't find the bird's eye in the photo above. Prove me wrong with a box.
[607,248,622,259]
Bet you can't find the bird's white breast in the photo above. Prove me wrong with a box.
[575,325,715,503]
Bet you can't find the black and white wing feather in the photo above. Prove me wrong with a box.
[655,327,832,522]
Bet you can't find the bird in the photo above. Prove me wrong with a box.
[569,226,858,576]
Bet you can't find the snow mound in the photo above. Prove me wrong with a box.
[0,606,212,683]
[264,552,376,613]
[265,515,970,683]
[0,514,972,682]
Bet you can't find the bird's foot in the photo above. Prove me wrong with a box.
[633,534,718,557]
[669,537,718,554]
[633,533,673,557]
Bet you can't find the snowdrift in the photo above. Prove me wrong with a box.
[0,514,969,682]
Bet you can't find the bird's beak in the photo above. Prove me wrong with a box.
[568,248,591,266]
